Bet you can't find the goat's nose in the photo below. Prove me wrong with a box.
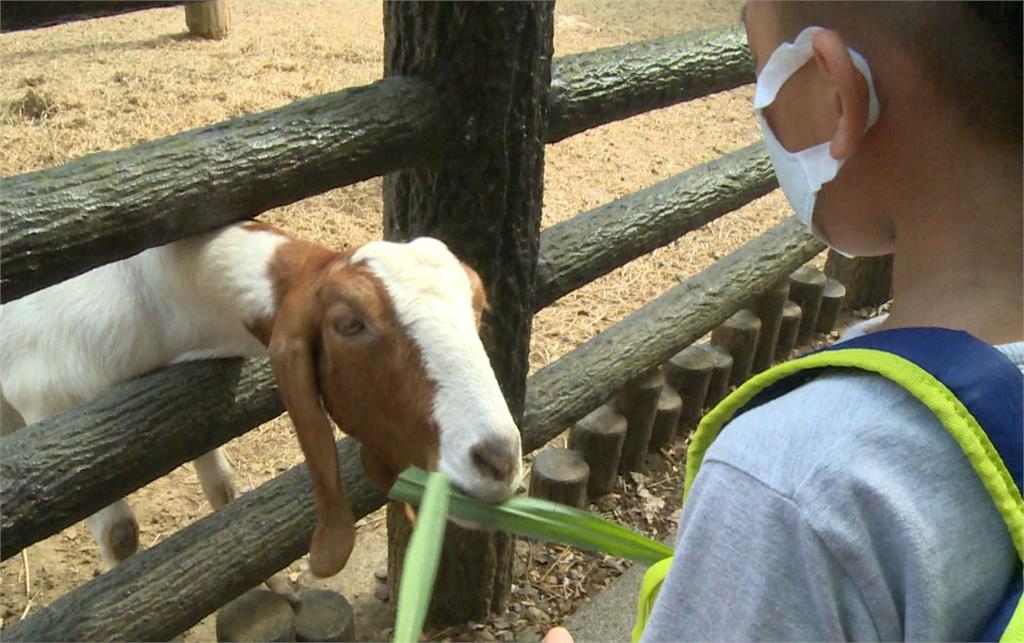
[470,438,517,485]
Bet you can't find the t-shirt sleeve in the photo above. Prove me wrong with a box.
[640,461,880,642]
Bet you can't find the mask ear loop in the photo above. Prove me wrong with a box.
[754,26,879,130]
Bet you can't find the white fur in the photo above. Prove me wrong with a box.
[0,225,284,565]
[353,238,523,501]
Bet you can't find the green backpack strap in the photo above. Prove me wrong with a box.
[633,338,1024,642]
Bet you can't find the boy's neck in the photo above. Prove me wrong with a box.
[878,151,1023,346]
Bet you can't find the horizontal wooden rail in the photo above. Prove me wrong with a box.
[1,26,751,305]
[3,436,385,642]
[0,76,447,303]
[523,217,823,451]
[3,218,823,642]
[0,359,282,561]
[534,142,774,310]
[0,1,190,31]
[546,26,753,143]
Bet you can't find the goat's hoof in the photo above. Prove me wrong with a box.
[108,519,139,562]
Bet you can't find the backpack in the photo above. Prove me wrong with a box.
[633,327,1024,642]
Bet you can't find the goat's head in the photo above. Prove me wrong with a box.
[268,237,522,578]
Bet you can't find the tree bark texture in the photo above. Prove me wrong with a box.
[535,142,775,310]
[381,0,554,626]
[0,358,282,561]
[185,0,231,39]
[4,220,822,642]
[3,436,386,642]
[0,77,446,303]
[0,1,188,31]
[547,26,753,143]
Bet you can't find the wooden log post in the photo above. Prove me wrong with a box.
[663,346,713,434]
[775,301,803,362]
[824,250,893,309]
[648,387,683,451]
[293,590,355,643]
[185,0,231,39]
[751,280,789,374]
[615,369,664,474]
[816,278,846,334]
[382,1,553,626]
[694,342,734,408]
[216,590,295,642]
[528,448,590,508]
[568,405,627,497]
[788,266,827,344]
[711,309,762,387]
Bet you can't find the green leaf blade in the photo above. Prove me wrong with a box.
[393,471,451,643]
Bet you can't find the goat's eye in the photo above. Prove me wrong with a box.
[336,316,365,337]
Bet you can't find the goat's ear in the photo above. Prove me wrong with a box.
[269,284,355,578]
[461,262,489,329]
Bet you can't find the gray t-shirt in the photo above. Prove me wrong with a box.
[642,318,1024,641]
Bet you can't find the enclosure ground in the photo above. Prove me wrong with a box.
[0,1,818,640]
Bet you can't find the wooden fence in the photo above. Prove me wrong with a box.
[0,4,842,640]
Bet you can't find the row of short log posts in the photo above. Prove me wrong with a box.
[216,588,354,643]
[534,256,892,521]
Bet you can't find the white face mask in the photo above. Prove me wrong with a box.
[754,26,880,258]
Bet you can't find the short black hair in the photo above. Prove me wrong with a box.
[775,1,1022,150]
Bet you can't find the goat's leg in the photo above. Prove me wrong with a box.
[86,500,140,567]
[193,448,237,509]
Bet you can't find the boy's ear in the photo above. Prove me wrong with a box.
[811,29,871,161]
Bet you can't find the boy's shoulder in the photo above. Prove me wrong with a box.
[703,363,942,501]
[702,316,1023,504]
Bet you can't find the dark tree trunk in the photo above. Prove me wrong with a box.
[382,0,554,626]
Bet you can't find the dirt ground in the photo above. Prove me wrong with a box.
[0,0,805,640]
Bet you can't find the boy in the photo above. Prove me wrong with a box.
[551,1,1022,640]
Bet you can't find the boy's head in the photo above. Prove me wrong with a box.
[742,1,1022,257]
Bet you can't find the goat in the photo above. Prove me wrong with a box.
[0,222,523,577]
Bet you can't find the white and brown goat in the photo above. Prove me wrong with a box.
[0,222,523,577]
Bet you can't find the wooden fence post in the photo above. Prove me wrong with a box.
[382,1,553,626]
[775,300,803,361]
[696,342,734,408]
[824,251,893,309]
[751,280,789,374]
[568,405,627,497]
[816,277,846,334]
[615,369,664,474]
[712,309,761,386]
[788,266,826,343]
[185,0,231,39]
[529,448,590,508]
